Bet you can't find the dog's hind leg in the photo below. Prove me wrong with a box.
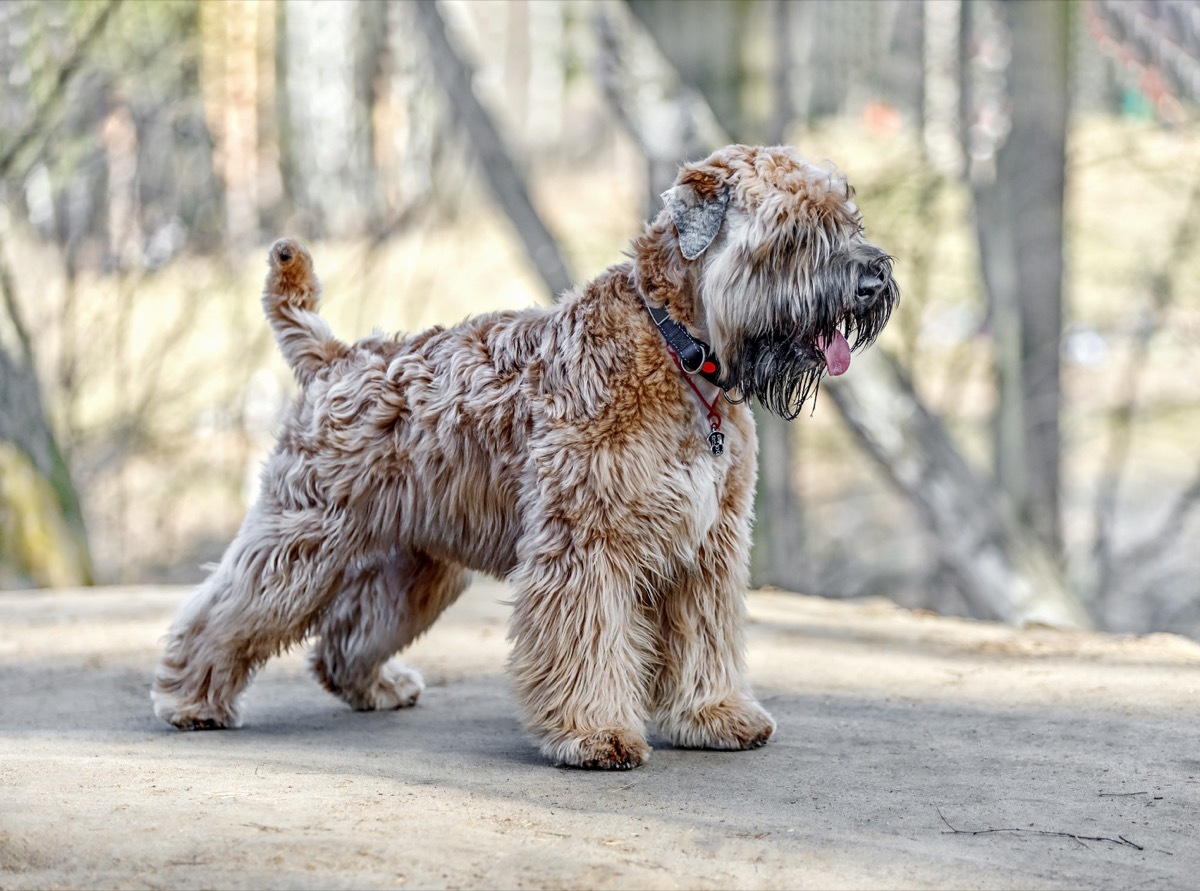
[309,549,468,711]
[152,500,366,730]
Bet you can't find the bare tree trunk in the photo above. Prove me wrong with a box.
[970,0,1070,556]
[752,405,808,589]
[0,244,93,587]
[592,4,725,215]
[1092,166,1200,612]
[0,4,112,587]
[626,0,752,142]
[752,0,807,589]
[411,0,573,302]
[355,0,388,235]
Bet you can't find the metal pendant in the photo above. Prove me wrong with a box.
[708,428,725,457]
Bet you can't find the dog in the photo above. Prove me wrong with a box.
[152,144,898,769]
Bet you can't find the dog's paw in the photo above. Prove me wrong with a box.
[173,716,227,731]
[349,659,424,711]
[543,729,651,770]
[662,698,776,751]
[152,687,241,731]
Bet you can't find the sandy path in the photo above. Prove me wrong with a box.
[2,580,1198,889]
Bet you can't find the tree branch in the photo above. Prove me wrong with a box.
[411,0,573,302]
[825,350,1091,628]
[1093,161,1200,602]
[0,234,33,367]
[936,806,1143,851]
[0,0,122,179]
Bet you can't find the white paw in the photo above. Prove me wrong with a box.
[356,659,424,710]
[540,728,651,770]
[151,684,243,730]
[661,697,775,750]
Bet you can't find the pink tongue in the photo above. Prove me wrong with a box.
[817,330,851,376]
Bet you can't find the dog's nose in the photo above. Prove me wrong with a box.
[856,270,887,303]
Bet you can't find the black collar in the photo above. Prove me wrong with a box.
[644,303,723,386]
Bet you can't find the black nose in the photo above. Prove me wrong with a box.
[856,270,886,303]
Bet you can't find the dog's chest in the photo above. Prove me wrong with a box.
[659,410,753,553]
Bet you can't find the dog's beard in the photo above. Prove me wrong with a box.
[718,333,826,420]
[708,248,899,419]
[716,290,897,420]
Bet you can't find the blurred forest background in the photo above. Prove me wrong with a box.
[1,0,1198,638]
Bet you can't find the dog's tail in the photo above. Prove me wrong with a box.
[262,238,349,385]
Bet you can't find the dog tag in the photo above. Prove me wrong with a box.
[708,428,725,457]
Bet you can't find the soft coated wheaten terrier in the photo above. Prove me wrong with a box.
[153,145,898,769]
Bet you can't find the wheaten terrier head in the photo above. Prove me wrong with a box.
[639,144,899,418]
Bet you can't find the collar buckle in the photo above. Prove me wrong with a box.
[644,304,723,385]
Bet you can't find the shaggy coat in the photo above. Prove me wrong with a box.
[152,145,897,769]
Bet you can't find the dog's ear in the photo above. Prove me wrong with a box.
[661,170,730,261]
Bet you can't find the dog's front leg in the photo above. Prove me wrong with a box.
[507,544,655,769]
[653,512,776,752]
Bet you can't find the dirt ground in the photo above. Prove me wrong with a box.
[2,579,1199,890]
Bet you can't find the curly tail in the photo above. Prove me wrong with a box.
[262,239,349,385]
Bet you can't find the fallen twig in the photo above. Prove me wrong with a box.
[936,805,1144,851]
